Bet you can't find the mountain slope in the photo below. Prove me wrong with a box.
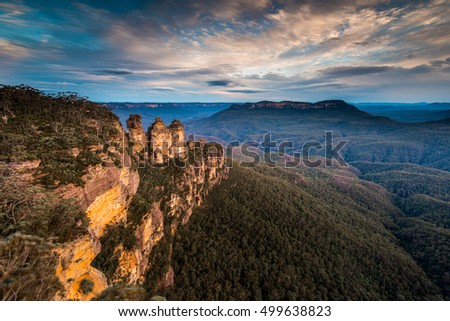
[187,100,450,171]
[351,161,450,297]
[355,102,450,123]
[165,164,442,300]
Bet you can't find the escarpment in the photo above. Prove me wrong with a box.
[57,116,228,300]
[90,117,228,297]
[0,86,227,301]
[53,118,140,300]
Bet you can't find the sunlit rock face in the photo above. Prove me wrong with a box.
[90,118,228,295]
[126,114,147,154]
[55,166,139,300]
[53,119,140,300]
[53,116,228,300]
[147,117,187,164]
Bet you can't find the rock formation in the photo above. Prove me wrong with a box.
[126,114,147,153]
[53,122,140,300]
[91,117,228,293]
[0,87,228,301]
[56,116,227,299]
[147,117,186,164]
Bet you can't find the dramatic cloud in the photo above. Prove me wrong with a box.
[0,0,449,101]
[0,39,29,60]
[320,66,394,78]
[98,69,134,75]
[226,89,266,94]
[207,80,236,87]
[431,57,450,67]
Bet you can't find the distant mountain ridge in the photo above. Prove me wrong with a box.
[106,102,235,109]
[355,102,450,122]
[230,100,358,111]
[187,99,450,171]
[356,102,450,110]
[105,102,232,129]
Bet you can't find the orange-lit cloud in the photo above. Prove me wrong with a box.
[0,0,449,102]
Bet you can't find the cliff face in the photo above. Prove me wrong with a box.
[109,158,228,287]
[53,121,140,300]
[54,166,140,300]
[1,87,227,300]
[88,118,228,297]
[126,115,147,153]
[54,116,228,300]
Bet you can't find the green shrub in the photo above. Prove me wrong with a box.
[91,223,137,282]
[79,278,94,294]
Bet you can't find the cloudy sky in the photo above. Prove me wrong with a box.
[1,0,449,102]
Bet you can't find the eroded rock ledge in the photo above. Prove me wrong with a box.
[54,116,228,300]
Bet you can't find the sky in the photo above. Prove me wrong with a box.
[1,0,450,102]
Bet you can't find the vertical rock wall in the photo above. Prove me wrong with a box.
[54,116,228,300]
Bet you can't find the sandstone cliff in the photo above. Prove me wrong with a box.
[53,121,140,300]
[89,118,228,298]
[1,87,229,301]
[126,114,147,154]
[54,116,228,300]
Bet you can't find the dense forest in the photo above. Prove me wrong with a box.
[164,164,446,300]
[351,161,450,298]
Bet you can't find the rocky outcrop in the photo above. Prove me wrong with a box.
[88,119,228,294]
[148,117,186,164]
[126,114,147,153]
[54,116,228,300]
[53,122,140,300]
[54,236,107,301]
[112,202,164,284]
[54,165,139,300]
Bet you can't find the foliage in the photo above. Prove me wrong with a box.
[352,161,450,298]
[397,195,450,228]
[394,218,450,299]
[0,85,122,188]
[79,278,94,294]
[143,234,173,295]
[91,223,137,282]
[164,165,442,300]
[0,166,89,243]
[126,163,184,226]
[94,284,148,301]
[355,164,450,200]
[0,234,63,300]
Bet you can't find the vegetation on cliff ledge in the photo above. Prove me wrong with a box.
[0,85,122,188]
[0,164,89,300]
[0,86,111,300]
